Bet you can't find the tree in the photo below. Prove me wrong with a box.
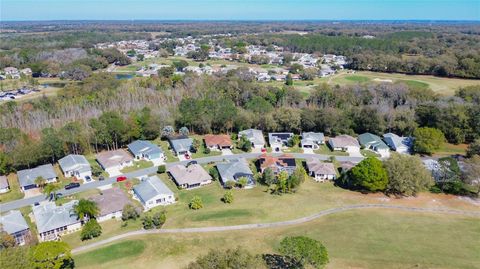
[466,139,480,157]
[413,127,445,155]
[152,211,167,228]
[208,166,219,181]
[349,157,388,192]
[273,171,289,194]
[222,190,234,203]
[121,204,139,221]
[238,135,252,152]
[462,155,480,195]
[288,166,307,191]
[237,177,249,188]
[43,183,62,200]
[31,241,74,269]
[0,230,16,249]
[161,126,175,138]
[0,245,32,269]
[225,180,236,189]
[34,176,46,189]
[142,215,154,230]
[287,135,301,147]
[179,126,190,136]
[73,199,99,220]
[173,60,189,71]
[192,139,201,153]
[262,168,276,186]
[187,247,262,269]
[157,165,166,174]
[384,153,434,196]
[279,236,329,269]
[80,219,102,241]
[189,196,203,210]
[285,74,293,86]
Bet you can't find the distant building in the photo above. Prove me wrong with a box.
[0,210,30,246]
[383,133,412,154]
[17,164,57,191]
[358,133,390,158]
[328,135,360,153]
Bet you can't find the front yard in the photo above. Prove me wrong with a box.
[0,173,24,203]
[120,160,154,174]
[314,144,349,156]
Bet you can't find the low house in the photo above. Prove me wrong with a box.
[128,140,165,165]
[216,158,255,188]
[301,132,325,150]
[133,176,175,210]
[168,136,193,157]
[306,159,336,182]
[4,67,19,77]
[358,133,390,158]
[0,175,9,193]
[383,133,412,154]
[58,154,92,182]
[268,133,294,152]
[238,129,266,149]
[167,163,212,189]
[0,210,30,246]
[17,164,57,191]
[204,134,233,151]
[96,149,134,176]
[258,154,296,175]
[33,201,81,241]
[89,188,132,222]
[328,135,361,153]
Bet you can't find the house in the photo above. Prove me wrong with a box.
[0,175,9,193]
[17,164,57,191]
[20,68,32,76]
[0,210,30,246]
[167,163,212,189]
[168,136,193,157]
[3,67,19,77]
[128,140,165,165]
[306,159,336,182]
[358,133,390,158]
[96,149,134,176]
[32,201,82,241]
[268,133,294,152]
[58,154,92,182]
[216,158,255,188]
[89,188,132,222]
[328,135,361,153]
[133,176,175,210]
[258,154,296,175]
[301,132,325,150]
[204,134,233,151]
[238,129,266,149]
[383,133,412,154]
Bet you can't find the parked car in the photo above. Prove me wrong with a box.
[116,176,127,182]
[98,176,105,181]
[85,176,92,183]
[184,153,191,160]
[261,148,267,153]
[64,182,80,190]
[34,202,40,206]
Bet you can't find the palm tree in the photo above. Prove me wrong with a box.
[34,176,46,189]
[73,199,99,221]
[43,183,62,200]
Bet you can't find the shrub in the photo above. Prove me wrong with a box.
[80,219,102,241]
[152,211,166,228]
[121,204,139,221]
[222,190,234,204]
[157,165,166,174]
[189,196,203,210]
[209,166,219,181]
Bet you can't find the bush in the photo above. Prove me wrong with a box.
[189,196,203,210]
[152,211,166,227]
[80,219,102,241]
[157,165,166,174]
[142,215,154,230]
[225,180,236,189]
[236,177,249,188]
[121,204,139,221]
[222,190,234,204]
[209,166,219,181]
[204,147,211,154]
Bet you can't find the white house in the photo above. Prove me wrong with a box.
[239,129,266,149]
[301,132,325,150]
[0,175,9,193]
[128,140,165,166]
[306,159,337,182]
[58,154,93,182]
[133,176,175,210]
[328,135,361,153]
[383,133,412,154]
[32,201,82,241]
[96,149,134,176]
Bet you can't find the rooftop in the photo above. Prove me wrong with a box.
[17,164,57,187]
[128,140,163,156]
[58,154,91,173]
[167,164,212,186]
[0,210,29,234]
[329,135,360,148]
[32,201,79,234]
[89,188,131,217]
[204,134,232,148]
[96,149,133,169]
[133,175,174,203]
[306,159,336,175]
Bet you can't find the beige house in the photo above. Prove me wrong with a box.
[96,149,134,176]
[167,163,212,189]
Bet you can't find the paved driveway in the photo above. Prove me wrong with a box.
[221,149,233,155]
[23,188,41,198]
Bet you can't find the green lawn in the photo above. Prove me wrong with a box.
[120,160,153,174]
[154,139,179,163]
[361,149,381,157]
[433,143,468,157]
[73,210,480,269]
[0,174,24,203]
[314,144,349,156]
[281,146,304,153]
[190,135,222,159]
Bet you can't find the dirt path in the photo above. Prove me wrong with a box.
[72,203,480,254]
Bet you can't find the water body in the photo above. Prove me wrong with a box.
[115,74,134,80]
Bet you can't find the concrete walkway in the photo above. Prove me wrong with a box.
[72,204,480,254]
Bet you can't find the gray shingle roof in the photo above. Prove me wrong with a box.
[128,140,163,156]
[58,154,91,173]
[239,129,265,146]
[0,175,8,189]
[216,158,253,184]
[32,201,79,234]
[383,133,412,151]
[17,164,57,188]
[89,188,131,217]
[169,138,193,153]
[301,132,325,145]
[96,149,133,169]
[329,135,360,148]
[167,164,212,186]
[0,210,29,234]
[133,176,174,204]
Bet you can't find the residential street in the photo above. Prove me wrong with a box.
[0,152,364,213]
[71,203,480,254]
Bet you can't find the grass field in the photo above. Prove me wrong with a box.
[74,209,480,269]
[120,160,153,173]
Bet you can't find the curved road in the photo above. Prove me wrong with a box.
[72,203,480,254]
[0,152,364,213]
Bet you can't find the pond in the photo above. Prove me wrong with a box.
[41,82,67,88]
[115,73,134,80]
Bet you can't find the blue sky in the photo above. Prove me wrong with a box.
[1,0,479,21]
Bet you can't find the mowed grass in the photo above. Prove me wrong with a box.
[0,173,24,203]
[331,71,480,95]
[74,210,480,269]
